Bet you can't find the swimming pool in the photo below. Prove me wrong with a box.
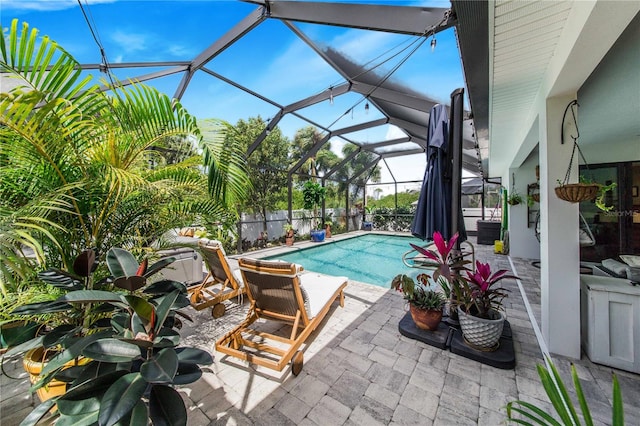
[265,234,427,288]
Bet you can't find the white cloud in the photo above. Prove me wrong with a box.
[251,40,339,101]
[331,30,403,64]
[110,30,148,53]
[167,44,191,57]
[385,125,407,140]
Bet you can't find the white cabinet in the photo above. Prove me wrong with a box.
[580,275,640,373]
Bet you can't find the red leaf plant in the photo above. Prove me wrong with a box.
[409,231,471,298]
[409,232,517,319]
[460,260,516,318]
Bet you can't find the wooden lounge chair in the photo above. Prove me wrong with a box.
[215,257,347,375]
[187,239,245,318]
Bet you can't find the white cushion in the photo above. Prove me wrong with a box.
[620,255,640,268]
[232,268,244,288]
[199,239,227,256]
[299,273,347,318]
[602,259,628,277]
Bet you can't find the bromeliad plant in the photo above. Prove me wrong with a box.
[8,248,212,426]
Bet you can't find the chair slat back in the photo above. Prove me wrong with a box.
[199,240,231,284]
[238,258,302,318]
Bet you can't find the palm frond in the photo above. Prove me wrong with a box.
[1,19,92,100]
[199,119,250,206]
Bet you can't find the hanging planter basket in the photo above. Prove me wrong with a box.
[555,100,605,204]
[555,183,600,203]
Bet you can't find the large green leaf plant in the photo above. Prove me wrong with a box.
[8,247,212,426]
[0,19,249,274]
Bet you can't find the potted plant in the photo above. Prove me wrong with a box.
[410,231,516,350]
[391,273,445,330]
[302,181,327,242]
[409,232,471,321]
[554,177,616,209]
[283,223,295,246]
[506,191,523,206]
[323,219,333,238]
[7,247,213,425]
[454,260,515,350]
[554,176,597,203]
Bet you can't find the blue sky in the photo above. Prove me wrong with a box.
[2,0,467,190]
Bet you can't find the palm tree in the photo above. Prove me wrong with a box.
[0,19,249,272]
[290,126,338,179]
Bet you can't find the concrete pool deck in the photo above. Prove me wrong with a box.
[2,232,638,425]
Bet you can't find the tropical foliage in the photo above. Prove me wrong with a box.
[336,143,381,204]
[410,231,514,318]
[506,357,624,426]
[368,191,420,209]
[9,248,212,426]
[371,205,416,232]
[302,180,326,230]
[227,116,288,232]
[391,273,445,310]
[289,126,338,180]
[0,19,249,281]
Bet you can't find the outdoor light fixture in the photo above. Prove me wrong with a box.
[329,87,334,105]
[365,101,369,114]
[430,36,437,52]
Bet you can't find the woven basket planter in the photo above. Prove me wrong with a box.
[555,183,600,203]
[457,307,504,351]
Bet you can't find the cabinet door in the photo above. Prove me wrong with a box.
[592,290,639,373]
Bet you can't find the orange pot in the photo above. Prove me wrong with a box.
[409,304,443,331]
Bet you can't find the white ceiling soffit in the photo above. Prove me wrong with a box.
[489,0,573,175]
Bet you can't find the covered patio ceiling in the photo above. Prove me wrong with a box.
[454,0,640,177]
[36,0,486,180]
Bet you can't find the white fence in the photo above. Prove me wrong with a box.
[238,207,501,244]
[239,208,364,242]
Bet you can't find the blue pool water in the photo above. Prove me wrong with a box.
[265,234,427,288]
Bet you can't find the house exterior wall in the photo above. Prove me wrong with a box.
[507,156,540,260]
[490,1,640,358]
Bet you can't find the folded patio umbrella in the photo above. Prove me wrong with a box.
[411,103,466,242]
